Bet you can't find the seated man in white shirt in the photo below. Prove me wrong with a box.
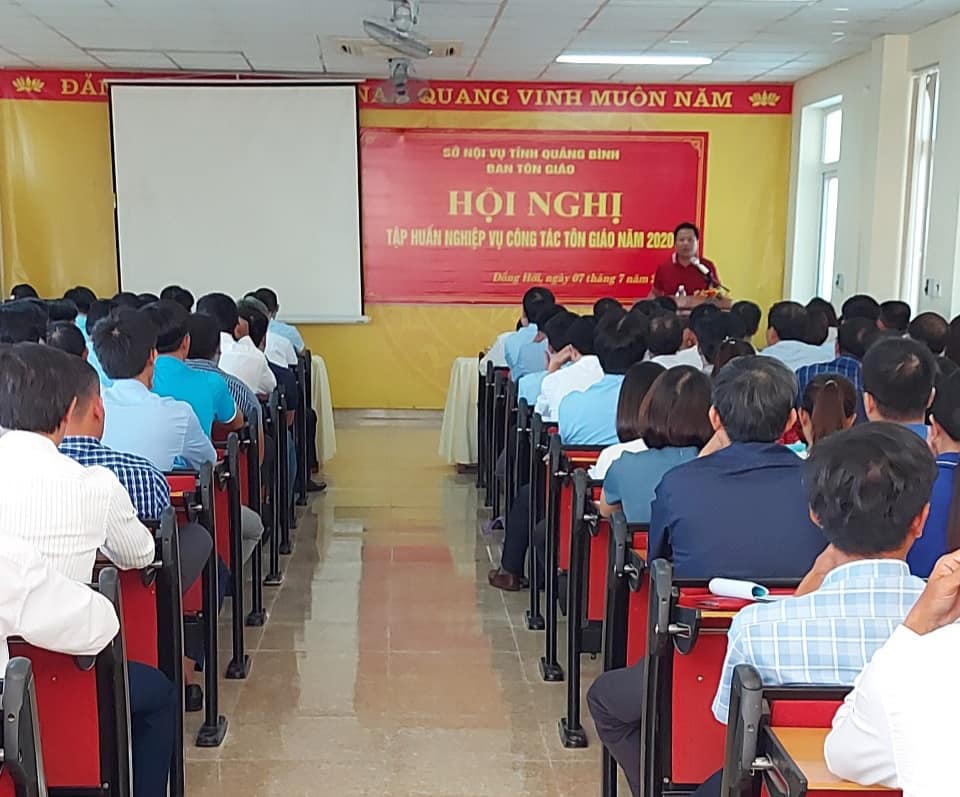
[196,293,277,396]
[0,344,176,797]
[0,342,156,579]
[647,311,705,370]
[825,549,960,795]
[761,301,832,371]
[534,316,604,421]
[241,295,297,368]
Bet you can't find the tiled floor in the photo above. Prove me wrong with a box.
[186,419,604,796]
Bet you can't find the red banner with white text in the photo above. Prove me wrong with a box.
[361,128,708,304]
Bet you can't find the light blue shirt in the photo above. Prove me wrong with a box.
[504,324,537,374]
[87,347,113,388]
[602,446,699,523]
[152,355,237,435]
[518,370,548,405]
[75,314,90,342]
[711,559,925,723]
[101,379,216,472]
[761,339,832,371]
[269,319,304,352]
[558,373,624,446]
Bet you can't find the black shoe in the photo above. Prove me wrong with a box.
[185,684,203,713]
[306,479,327,493]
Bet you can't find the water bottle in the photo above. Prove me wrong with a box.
[676,284,687,298]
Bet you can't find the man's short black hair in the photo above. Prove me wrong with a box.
[522,287,554,324]
[85,299,116,338]
[837,317,880,359]
[806,422,936,555]
[9,283,38,300]
[160,285,195,312]
[879,300,911,332]
[63,286,97,314]
[653,296,678,314]
[697,311,746,364]
[0,342,79,433]
[841,294,880,323]
[533,302,565,331]
[594,312,648,374]
[526,293,558,327]
[252,288,279,315]
[768,301,809,342]
[567,317,596,356]
[112,291,141,310]
[141,301,189,354]
[0,301,47,344]
[186,313,222,361]
[46,299,78,323]
[543,310,578,352]
[239,306,269,348]
[196,293,239,335]
[731,300,761,338]
[647,313,684,356]
[909,312,949,355]
[712,356,797,443]
[92,307,157,380]
[806,297,838,328]
[862,336,936,421]
[593,297,622,321]
[674,222,699,239]
[689,301,722,337]
[136,293,159,308]
[46,321,86,358]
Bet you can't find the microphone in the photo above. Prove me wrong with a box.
[691,257,729,293]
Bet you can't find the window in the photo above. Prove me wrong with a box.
[816,107,842,300]
[901,67,939,308]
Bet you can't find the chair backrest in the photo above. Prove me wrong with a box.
[645,560,801,795]
[211,434,241,570]
[166,466,214,615]
[1,658,46,797]
[721,666,895,797]
[8,569,132,797]
[554,444,602,572]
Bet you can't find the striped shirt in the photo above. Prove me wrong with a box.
[795,354,863,397]
[187,358,262,424]
[712,559,924,723]
[60,436,170,521]
[0,431,155,582]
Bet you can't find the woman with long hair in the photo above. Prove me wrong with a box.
[598,366,713,522]
[798,375,857,450]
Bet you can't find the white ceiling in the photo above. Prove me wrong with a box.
[0,0,959,83]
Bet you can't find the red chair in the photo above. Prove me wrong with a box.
[95,509,185,796]
[642,560,799,797]
[721,666,899,796]
[541,435,601,682]
[599,512,649,797]
[9,569,131,797]
[0,658,46,797]
[165,465,227,748]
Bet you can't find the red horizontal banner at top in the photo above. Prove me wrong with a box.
[359,80,792,115]
[0,69,792,115]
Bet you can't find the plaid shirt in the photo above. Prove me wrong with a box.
[711,559,925,722]
[186,358,262,423]
[60,436,170,521]
[795,354,863,398]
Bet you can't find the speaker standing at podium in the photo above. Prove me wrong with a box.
[650,222,720,297]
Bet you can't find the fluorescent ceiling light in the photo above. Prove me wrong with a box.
[556,53,712,66]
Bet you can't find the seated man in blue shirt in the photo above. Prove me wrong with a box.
[690,423,935,797]
[251,287,304,352]
[517,309,578,406]
[795,317,878,399]
[94,308,217,471]
[558,310,648,445]
[587,356,827,797]
[504,287,554,379]
[59,355,217,712]
[922,371,960,577]
[142,301,243,436]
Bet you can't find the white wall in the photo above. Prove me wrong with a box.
[786,12,960,316]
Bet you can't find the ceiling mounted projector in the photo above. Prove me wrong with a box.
[363,0,433,59]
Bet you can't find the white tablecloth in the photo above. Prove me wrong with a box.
[310,355,337,464]
[439,357,479,466]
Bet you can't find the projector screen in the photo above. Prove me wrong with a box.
[110,82,364,323]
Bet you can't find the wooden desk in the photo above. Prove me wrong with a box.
[771,727,895,792]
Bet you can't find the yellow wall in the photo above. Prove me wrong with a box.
[0,99,791,409]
